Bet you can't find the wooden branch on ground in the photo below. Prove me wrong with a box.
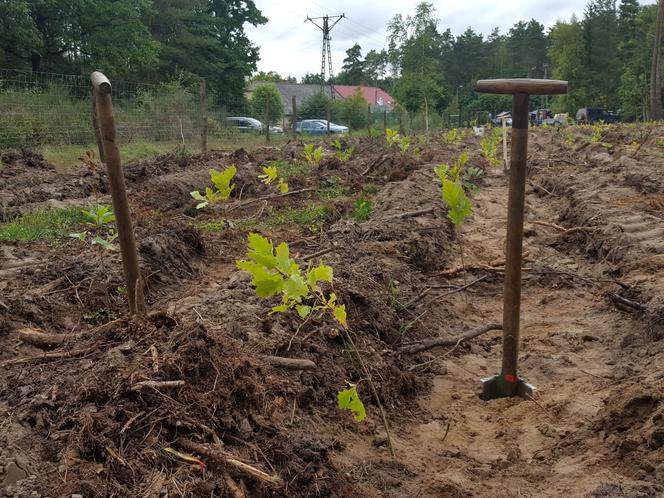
[227,188,316,212]
[263,356,317,371]
[432,251,531,278]
[131,380,185,391]
[399,323,503,354]
[302,246,336,261]
[1,347,97,367]
[530,220,597,235]
[385,206,435,220]
[16,328,73,348]
[609,293,646,311]
[418,275,489,309]
[177,438,284,487]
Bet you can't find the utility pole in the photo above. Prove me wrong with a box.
[306,14,345,98]
[650,0,664,120]
[543,64,550,110]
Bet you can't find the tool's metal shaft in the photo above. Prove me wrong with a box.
[501,93,529,394]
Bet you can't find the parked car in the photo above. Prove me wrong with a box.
[492,116,512,126]
[226,117,283,133]
[296,119,348,135]
[227,117,262,132]
[575,107,620,124]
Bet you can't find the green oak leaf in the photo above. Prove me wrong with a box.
[337,385,366,422]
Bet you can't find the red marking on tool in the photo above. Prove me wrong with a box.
[504,374,517,383]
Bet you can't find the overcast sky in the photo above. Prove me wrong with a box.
[246,0,653,79]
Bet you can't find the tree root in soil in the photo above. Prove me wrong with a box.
[399,323,503,354]
[176,438,285,487]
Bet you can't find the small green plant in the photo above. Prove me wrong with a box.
[259,165,289,193]
[331,138,343,150]
[386,128,410,154]
[331,137,354,161]
[337,385,366,422]
[435,153,474,290]
[237,234,399,445]
[480,128,501,167]
[352,197,373,222]
[386,128,400,147]
[83,204,115,228]
[398,135,411,154]
[70,203,118,251]
[190,165,237,209]
[303,144,324,166]
[442,128,462,145]
[461,166,484,195]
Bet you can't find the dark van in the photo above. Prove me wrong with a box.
[575,107,620,124]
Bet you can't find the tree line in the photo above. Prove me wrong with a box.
[276,1,661,122]
[0,0,266,107]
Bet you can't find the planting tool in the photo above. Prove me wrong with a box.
[475,79,568,399]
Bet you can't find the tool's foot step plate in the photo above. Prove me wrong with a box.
[480,375,536,400]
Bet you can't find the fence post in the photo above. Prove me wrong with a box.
[90,71,145,315]
[200,80,207,152]
[265,98,271,144]
[347,106,352,137]
[91,98,105,163]
[291,95,297,139]
[367,105,372,137]
[326,104,331,135]
[398,110,404,136]
[383,110,387,135]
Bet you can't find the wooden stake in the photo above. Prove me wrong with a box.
[91,71,145,315]
[200,80,207,152]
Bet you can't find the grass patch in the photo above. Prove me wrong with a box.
[195,219,226,233]
[0,208,87,241]
[274,160,314,179]
[362,183,379,195]
[270,204,331,226]
[317,176,347,199]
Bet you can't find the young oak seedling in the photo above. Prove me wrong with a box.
[385,128,410,154]
[480,128,502,168]
[303,144,324,167]
[259,165,289,193]
[435,152,474,289]
[331,138,354,161]
[190,165,237,209]
[236,233,372,423]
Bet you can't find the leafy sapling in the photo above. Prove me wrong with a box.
[386,128,410,154]
[69,204,118,268]
[330,137,354,161]
[386,128,400,147]
[259,165,289,193]
[236,233,397,450]
[236,233,347,327]
[461,166,484,195]
[442,128,462,145]
[435,152,474,291]
[303,144,324,166]
[352,197,373,222]
[190,165,237,209]
[480,128,501,167]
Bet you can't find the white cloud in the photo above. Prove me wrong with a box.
[246,0,655,79]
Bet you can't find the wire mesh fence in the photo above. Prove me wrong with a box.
[0,68,493,154]
[0,68,252,151]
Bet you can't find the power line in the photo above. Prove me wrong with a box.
[306,13,345,94]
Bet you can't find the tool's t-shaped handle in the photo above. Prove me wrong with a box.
[476,78,568,96]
